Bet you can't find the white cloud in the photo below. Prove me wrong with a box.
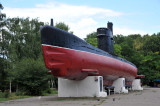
[3,1,123,38]
[114,27,147,35]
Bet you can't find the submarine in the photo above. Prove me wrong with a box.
[41,20,138,85]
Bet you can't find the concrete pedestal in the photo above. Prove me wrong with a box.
[112,78,128,93]
[58,76,107,97]
[132,79,143,90]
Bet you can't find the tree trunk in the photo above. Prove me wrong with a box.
[9,81,12,93]
[51,79,54,88]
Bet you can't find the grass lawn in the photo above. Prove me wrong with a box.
[0,88,58,102]
[0,93,31,102]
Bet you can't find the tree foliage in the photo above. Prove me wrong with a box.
[0,3,8,92]
[55,22,70,32]
[0,4,52,94]
[0,3,74,94]
[55,22,73,34]
[5,18,44,60]
[84,32,97,47]
[0,10,71,93]
[14,58,48,95]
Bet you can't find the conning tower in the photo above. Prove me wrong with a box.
[97,22,114,54]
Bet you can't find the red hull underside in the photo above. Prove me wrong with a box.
[42,44,137,82]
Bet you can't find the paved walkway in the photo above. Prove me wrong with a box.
[0,87,160,106]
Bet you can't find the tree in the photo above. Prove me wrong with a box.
[133,36,143,51]
[84,32,97,47]
[142,34,160,54]
[0,3,9,92]
[13,58,49,95]
[0,17,50,93]
[55,22,73,34]
[113,34,125,44]
[0,3,7,57]
[0,58,9,91]
[114,44,123,57]
[139,52,160,84]
[6,18,44,61]
[55,22,70,32]
[0,3,6,23]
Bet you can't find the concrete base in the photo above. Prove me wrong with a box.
[112,78,128,93]
[132,79,143,90]
[58,76,107,97]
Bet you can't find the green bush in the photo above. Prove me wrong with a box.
[0,91,4,98]
[0,90,10,98]
[14,58,49,96]
[4,90,10,98]
[15,91,24,96]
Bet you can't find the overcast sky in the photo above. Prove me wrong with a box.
[1,0,160,38]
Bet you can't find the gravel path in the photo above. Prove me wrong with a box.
[0,87,160,106]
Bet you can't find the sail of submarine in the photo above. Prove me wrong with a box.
[41,20,138,82]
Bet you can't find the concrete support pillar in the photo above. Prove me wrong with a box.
[58,76,107,97]
[112,78,128,93]
[132,79,143,90]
